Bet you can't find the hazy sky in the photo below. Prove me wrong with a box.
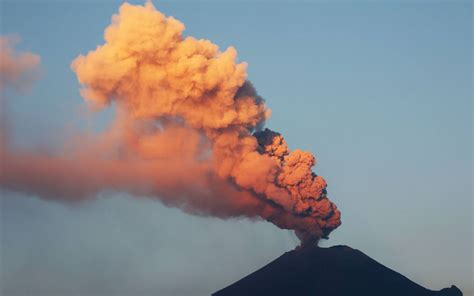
[1,1,472,296]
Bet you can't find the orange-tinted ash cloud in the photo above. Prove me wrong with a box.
[0,35,40,91]
[1,1,341,246]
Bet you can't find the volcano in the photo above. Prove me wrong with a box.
[212,245,462,296]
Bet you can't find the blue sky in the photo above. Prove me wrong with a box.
[1,1,472,295]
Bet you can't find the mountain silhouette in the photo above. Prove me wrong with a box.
[213,245,462,296]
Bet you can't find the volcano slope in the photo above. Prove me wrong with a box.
[213,245,462,296]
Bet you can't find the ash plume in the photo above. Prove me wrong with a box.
[0,35,40,91]
[0,1,341,246]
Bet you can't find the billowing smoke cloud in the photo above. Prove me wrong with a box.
[0,2,341,246]
[0,35,40,91]
[0,35,41,151]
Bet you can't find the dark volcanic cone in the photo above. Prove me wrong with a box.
[213,245,462,296]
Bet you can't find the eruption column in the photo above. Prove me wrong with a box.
[1,1,341,246]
